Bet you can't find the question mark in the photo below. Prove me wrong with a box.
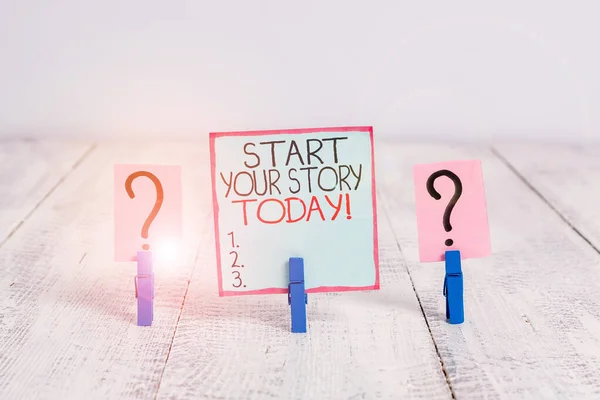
[125,171,164,251]
[426,169,463,247]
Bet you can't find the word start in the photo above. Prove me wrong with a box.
[218,136,363,226]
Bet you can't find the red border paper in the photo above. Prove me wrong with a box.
[209,126,379,296]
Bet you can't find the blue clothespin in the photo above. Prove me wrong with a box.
[443,250,464,324]
[288,257,308,333]
[134,250,154,326]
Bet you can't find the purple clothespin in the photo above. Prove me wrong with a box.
[134,250,154,326]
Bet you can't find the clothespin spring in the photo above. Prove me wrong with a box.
[442,272,462,297]
[288,282,308,305]
[134,274,155,299]
[443,272,462,297]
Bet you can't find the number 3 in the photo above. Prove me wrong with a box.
[232,271,242,288]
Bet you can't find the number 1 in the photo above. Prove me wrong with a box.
[227,231,235,248]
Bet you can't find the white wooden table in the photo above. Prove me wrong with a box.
[1,140,599,400]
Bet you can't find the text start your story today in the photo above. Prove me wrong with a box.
[217,136,364,226]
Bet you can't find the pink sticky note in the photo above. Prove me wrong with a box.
[114,164,182,262]
[413,160,491,263]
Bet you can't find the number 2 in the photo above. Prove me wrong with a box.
[232,271,242,288]
[229,251,241,268]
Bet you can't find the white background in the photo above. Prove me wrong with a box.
[1,0,598,142]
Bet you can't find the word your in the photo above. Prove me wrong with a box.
[220,165,363,198]
[232,193,352,226]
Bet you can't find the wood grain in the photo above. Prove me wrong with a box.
[0,141,210,400]
[0,140,92,246]
[494,143,600,252]
[378,142,600,399]
[3,140,600,399]
[156,198,451,398]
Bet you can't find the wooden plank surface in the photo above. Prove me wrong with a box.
[493,144,600,252]
[155,191,452,400]
[0,141,209,400]
[154,138,454,400]
[0,140,92,246]
[378,143,600,399]
[2,140,600,399]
